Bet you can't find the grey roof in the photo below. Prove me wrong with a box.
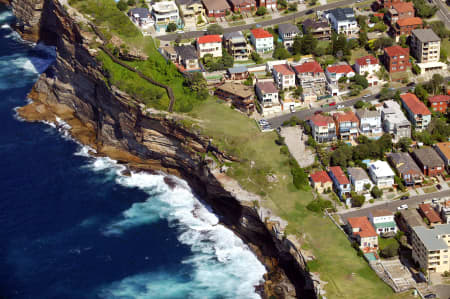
[302,18,330,32]
[326,7,355,22]
[129,7,150,18]
[413,224,450,251]
[387,152,422,174]
[228,66,248,74]
[278,23,300,35]
[413,147,445,168]
[347,167,370,181]
[223,31,244,41]
[356,108,380,120]
[412,29,440,43]
[256,81,278,94]
[174,45,197,60]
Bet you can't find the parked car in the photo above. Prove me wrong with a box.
[337,104,344,109]
[314,110,323,114]
[363,94,370,98]
[290,106,296,113]
[329,101,336,106]
[437,184,442,190]
[407,82,416,87]
[424,294,437,299]
[400,196,409,200]
[397,204,408,211]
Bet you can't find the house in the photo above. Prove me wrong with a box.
[329,166,351,199]
[307,114,337,143]
[255,81,282,116]
[310,170,333,193]
[174,45,200,71]
[438,201,450,224]
[325,64,355,85]
[411,224,450,273]
[410,29,445,72]
[381,100,411,142]
[369,209,398,236]
[152,1,182,32]
[223,31,252,61]
[266,60,288,72]
[397,210,426,240]
[412,147,445,176]
[419,203,442,226]
[250,28,274,53]
[325,8,359,37]
[215,82,255,113]
[257,0,276,9]
[347,216,378,252]
[347,167,373,193]
[368,160,395,189]
[333,111,359,140]
[387,152,423,186]
[356,109,382,135]
[272,64,296,90]
[385,2,414,24]
[202,0,230,17]
[227,66,249,80]
[354,55,381,86]
[293,61,326,96]
[391,17,423,40]
[177,0,205,28]
[278,23,301,48]
[197,35,222,58]
[160,45,178,62]
[302,18,332,40]
[434,142,450,171]
[383,45,411,73]
[400,93,431,131]
[128,8,153,27]
[428,95,450,113]
[229,0,256,13]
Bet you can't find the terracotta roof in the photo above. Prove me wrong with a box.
[371,209,393,218]
[355,55,379,66]
[256,81,278,94]
[307,114,334,126]
[250,28,273,39]
[384,45,409,57]
[392,2,414,13]
[348,216,377,238]
[429,95,450,104]
[310,170,332,184]
[400,93,431,115]
[435,142,450,159]
[374,12,384,17]
[326,64,354,74]
[273,64,294,76]
[419,203,441,224]
[329,166,350,185]
[396,17,422,27]
[197,35,222,44]
[293,61,324,74]
[333,111,358,123]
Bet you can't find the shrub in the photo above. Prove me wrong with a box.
[371,186,382,198]
[116,0,127,11]
[306,197,333,213]
[166,23,177,32]
[379,238,399,258]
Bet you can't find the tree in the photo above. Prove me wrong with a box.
[333,33,347,56]
[117,0,127,11]
[358,30,368,48]
[352,74,369,89]
[371,186,383,198]
[380,239,399,258]
[399,35,407,48]
[166,23,177,32]
[185,72,207,100]
[395,175,406,192]
[222,49,234,68]
[413,0,438,18]
[372,37,393,51]
[251,52,263,64]
[292,36,302,55]
[273,45,291,59]
[288,3,298,11]
[354,100,365,109]
[277,0,288,9]
[207,24,224,35]
[412,63,421,75]
[127,0,135,5]
[430,73,444,94]
[397,137,412,152]
[293,86,303,99]
[379,87,395,101]
[300,32,317,55]
[414,84,428,102]
[256,6,267,16]
[351,192,366,207]
[338,76,348,83]
[440,48,448,62]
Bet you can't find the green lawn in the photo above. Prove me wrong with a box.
[350,48,370,65]
[423,186,438,193]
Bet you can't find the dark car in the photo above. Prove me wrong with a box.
[400,196,409,200]
[437,184,442,190]
[424,294,437,299]
[407,82,416,87]
[306,9,314,14]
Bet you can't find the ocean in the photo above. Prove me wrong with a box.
[0,6,265,299]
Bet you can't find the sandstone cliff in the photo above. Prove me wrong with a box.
[7,0,317,297]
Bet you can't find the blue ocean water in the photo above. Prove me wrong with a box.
[0,7,265,299]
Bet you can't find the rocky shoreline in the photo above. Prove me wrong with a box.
[6,0,318,297]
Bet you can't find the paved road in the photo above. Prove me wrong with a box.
[339,189,450,221]
[157,0,355,41]
[432,0,450,28]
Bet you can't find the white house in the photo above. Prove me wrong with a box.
[329,166,351,199]
[272,64,295,90]
[197,35,222,58]
[354,55,381,86]
[255,81,281,116]
[250,28,274,53]
[128,8,154,27]
[356,109,382,135]
[325,64,355,85]
[369,209,398,236]
[368,160,395,189]
[381,100,411,142]
[325,7,359,37]
[152,1,182,32]
[266,60,288,72]
[347,167,372,193]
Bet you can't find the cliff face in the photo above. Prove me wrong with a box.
[9,0,316,297]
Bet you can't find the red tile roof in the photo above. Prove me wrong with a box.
[348,216,377,238]
[355,55,379,66]
[429,95,450,104]
[310,170,332,184]
[293,61,324,74]
[333,111,359,123]
[326,64,354,74]
[329,166,350,185]
[307,114,334,127]
[419,203,441,224]
[273,64,294,76]
[374,12,384,17]
[256,81,278,94]
[250,28,273,39]
[392,2,414,13]
[396,17,422,27]
[400,93,431,115]
[384,45,409,57]
[197,35,222,44]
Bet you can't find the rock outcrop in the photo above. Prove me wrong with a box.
[7,0,317,297]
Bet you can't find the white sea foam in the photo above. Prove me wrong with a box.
[0,10,13,24]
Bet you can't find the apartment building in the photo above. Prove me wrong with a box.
[278,23,301,48]
[410,29,444,72]
[383,45,411,73]
[385,2,414,24]
[428,95,450,113]
[272,64,296,90]
[293,61,326,95]
[325,8,359,37]
[356,109,382,135]
[391,17,423,40]
[381,100,411,142]
[368,160,395,189]
[400,93,431,131]
[197,35,222,58]
[255,81,281,116]
[250,28,274,53]
[307,114,337,143]
[223,31,252,61]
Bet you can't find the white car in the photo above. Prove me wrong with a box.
[363,94,370,98]
[337,104,344,109]
[397,204,408,211]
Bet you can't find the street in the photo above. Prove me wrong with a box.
[432,0,450,28]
